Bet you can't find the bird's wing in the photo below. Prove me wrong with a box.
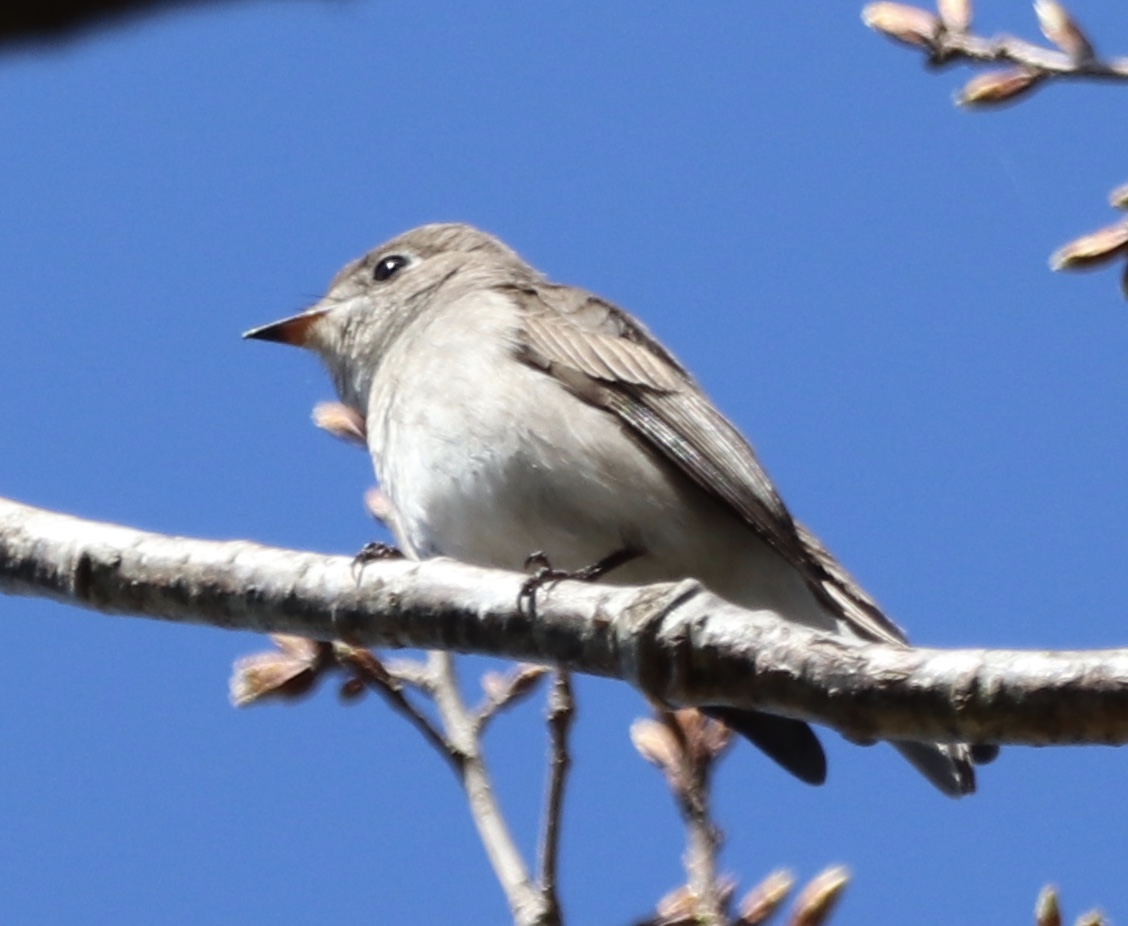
[510,282,908,646]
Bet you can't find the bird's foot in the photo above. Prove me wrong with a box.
[517,547,641,615]
[517,551,569,614]
[351,541,404,583]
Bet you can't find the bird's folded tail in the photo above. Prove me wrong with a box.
[703,706,983,798]
[892,740,977,797]
[701,706,827,785]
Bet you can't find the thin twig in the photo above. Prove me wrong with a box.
[476,664,551,733]
[381,656,439,692]
[930,30,1128,78]
[537,671,574,924]
[632,711,731,925]
[234,638,553,922]
[862,4,1128,300]
[334,644,464,773]
[428,652,548,926]
[670,714,726,924]
[862,2,1128,104]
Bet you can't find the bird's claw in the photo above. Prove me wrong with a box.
[518,551,570,616]
[351,541,404,583]
[517,548,641,615]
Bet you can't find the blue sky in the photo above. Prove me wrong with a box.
[2,1,1128,922]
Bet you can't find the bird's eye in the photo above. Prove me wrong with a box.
[373,254,410,282]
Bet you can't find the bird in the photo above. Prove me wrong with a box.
[245,222,984,796]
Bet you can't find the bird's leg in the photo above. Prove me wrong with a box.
[518,547,641,615]
[567,546,642,582]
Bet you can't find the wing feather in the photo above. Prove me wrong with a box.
[511,281,976,793]
[512,283,908,645]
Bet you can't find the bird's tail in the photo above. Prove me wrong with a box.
[892,740,976,797]
[705,705,989,798]
[701,707,827,785]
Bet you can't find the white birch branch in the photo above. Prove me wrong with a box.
[3,495,1127,748]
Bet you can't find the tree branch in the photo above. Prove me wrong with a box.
[4,495,1128,748]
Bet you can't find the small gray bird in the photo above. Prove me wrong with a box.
[245,222,981,796]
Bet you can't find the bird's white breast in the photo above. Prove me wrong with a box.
[365,290,648,565]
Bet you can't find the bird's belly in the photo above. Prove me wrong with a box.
[392,438,661,571]
[371,363,641,569]
[369,356,833,631]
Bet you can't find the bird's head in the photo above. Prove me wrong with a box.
[243,222,528,412]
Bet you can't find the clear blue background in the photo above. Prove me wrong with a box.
[2,2,1127,922]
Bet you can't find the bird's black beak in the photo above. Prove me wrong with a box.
[242,308,328,347]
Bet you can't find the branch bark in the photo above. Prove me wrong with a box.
[3,495,1128,748]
